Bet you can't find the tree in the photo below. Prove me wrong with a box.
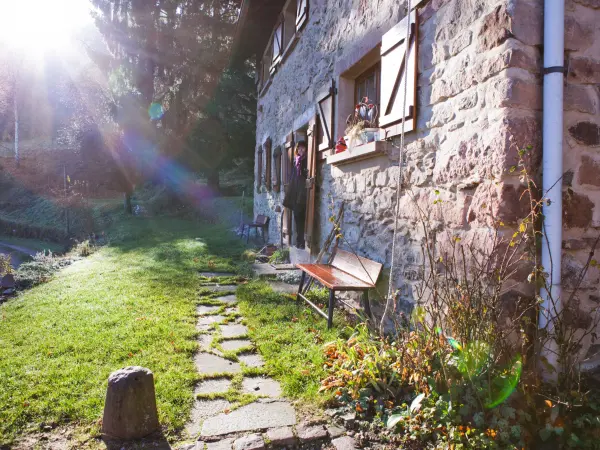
[88,0,255,191]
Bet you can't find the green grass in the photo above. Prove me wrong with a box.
[236,281,350,406]
[0,215,246,445]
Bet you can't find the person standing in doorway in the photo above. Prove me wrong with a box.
[283,140,308,248]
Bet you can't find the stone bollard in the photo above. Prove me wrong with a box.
[102,366,160,440]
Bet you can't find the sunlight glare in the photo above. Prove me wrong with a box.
[0,0,92,54]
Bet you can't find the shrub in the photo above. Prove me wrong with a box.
[15,251,71,289]
[0,254,12,275]
[321,147,600,449]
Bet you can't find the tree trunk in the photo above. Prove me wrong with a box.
[124,192,133,214]
[207,170,220,192]
[14,90,19,167]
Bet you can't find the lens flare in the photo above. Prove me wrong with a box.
[485,356,522,408]
[447,337,463,352]
[456,341,489,377]
[148,103,164,120]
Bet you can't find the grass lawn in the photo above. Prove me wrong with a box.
[0,215,246,445]
[236,281,350,408]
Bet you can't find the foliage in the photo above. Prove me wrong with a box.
[268,248,290,265]
[321,147,600,449]
[0,253,11,275]
[14,251,71,289]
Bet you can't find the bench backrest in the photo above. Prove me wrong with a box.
[255,214,269,225]
[331,249,382,286]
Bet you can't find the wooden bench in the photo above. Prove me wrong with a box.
[241,214,270,244]
[296,249,383,328]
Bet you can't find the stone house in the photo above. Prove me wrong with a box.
[231,0,600,356]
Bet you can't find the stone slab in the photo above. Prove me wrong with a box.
[206,438,235,450]
[225,307,241,315]
[195,353,241,375]
[296,423,328,443]
[196,378,232,395]
[186,399,231,438]
[327,425,346,439]
[221,339,253,352]
[332,436,357,450]
[220,324,249,339]
[198,315,226,329]
[242,377,281,397]
[201,401,296,436]
[251,264,278,278]
[238,353,265,368]
[204,285,238,292]
[233,434,265,450]
[198,334,213,351]
[216,295,238,305]
[265,427,296,446]
[197,305,221,315]
[200,272,235,278]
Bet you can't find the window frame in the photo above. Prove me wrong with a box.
[354,63,381,116]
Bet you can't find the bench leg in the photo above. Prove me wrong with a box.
[363,290,373,320]
[328,289,335,329]
[298,271,306,296]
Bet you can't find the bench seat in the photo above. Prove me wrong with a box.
[295,249,382,328]
[295,264,373,291]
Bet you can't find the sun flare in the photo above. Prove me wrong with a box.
[0,0,92,55]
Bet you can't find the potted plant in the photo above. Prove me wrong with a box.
[345,97,379,147]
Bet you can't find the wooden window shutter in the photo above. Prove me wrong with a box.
[273,146,282,193]
[380,10,418,137]
[264,138,272,191]
[305,119,318,254]
[317,79,336,151]
[296,0,308,31]
[271,21,284,71]
[256,147,263,192]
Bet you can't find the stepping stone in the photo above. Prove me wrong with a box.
[198,334,213,351]
[265,427,296,447]
[196,378,232,395]
[197,305,221,315]
[233,434,265,450]
[186,399,231,438]
[204,285,238,292]
[220,324,248,339]
[225,307,240,315]
[206,438,235,450]
[242,377,281,397]
[197,315,226,330]
[200,272,235,278]
[221,339,252,352]
[238,353,265,368]
[327,425,346,439]
[332,436,357,450]
[195,353,241,375]
[296,423,328,443]
[201,401,296,436]
[215,295,238,305]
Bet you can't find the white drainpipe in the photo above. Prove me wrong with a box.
[539,0,565,375]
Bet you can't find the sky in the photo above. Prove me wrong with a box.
[0,0,94,56]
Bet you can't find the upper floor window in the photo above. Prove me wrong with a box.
[355,63,381,124]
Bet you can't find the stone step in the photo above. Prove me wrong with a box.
[195,353,241,375]
[241,377,281,398]
[201,401,296,437]
[221,339,253,352]
[220,324,248,339]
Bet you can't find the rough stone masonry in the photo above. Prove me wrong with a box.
[253,0,600,359]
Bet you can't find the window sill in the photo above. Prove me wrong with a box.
[326,140,389,166]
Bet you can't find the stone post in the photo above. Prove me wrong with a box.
[102,366,160,440]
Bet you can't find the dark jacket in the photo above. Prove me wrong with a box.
[283,154,308,212]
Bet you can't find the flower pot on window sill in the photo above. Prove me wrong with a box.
[362,128,380,143]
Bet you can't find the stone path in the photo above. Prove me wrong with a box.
[180,275,357,450]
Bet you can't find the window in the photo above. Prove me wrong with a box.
[296,0,308,31]
[256,147,263,191]
[282,1,296,50]
[355,63,381,114]
[271,21,283,70]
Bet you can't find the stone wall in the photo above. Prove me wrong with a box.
[254,0,600,338]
